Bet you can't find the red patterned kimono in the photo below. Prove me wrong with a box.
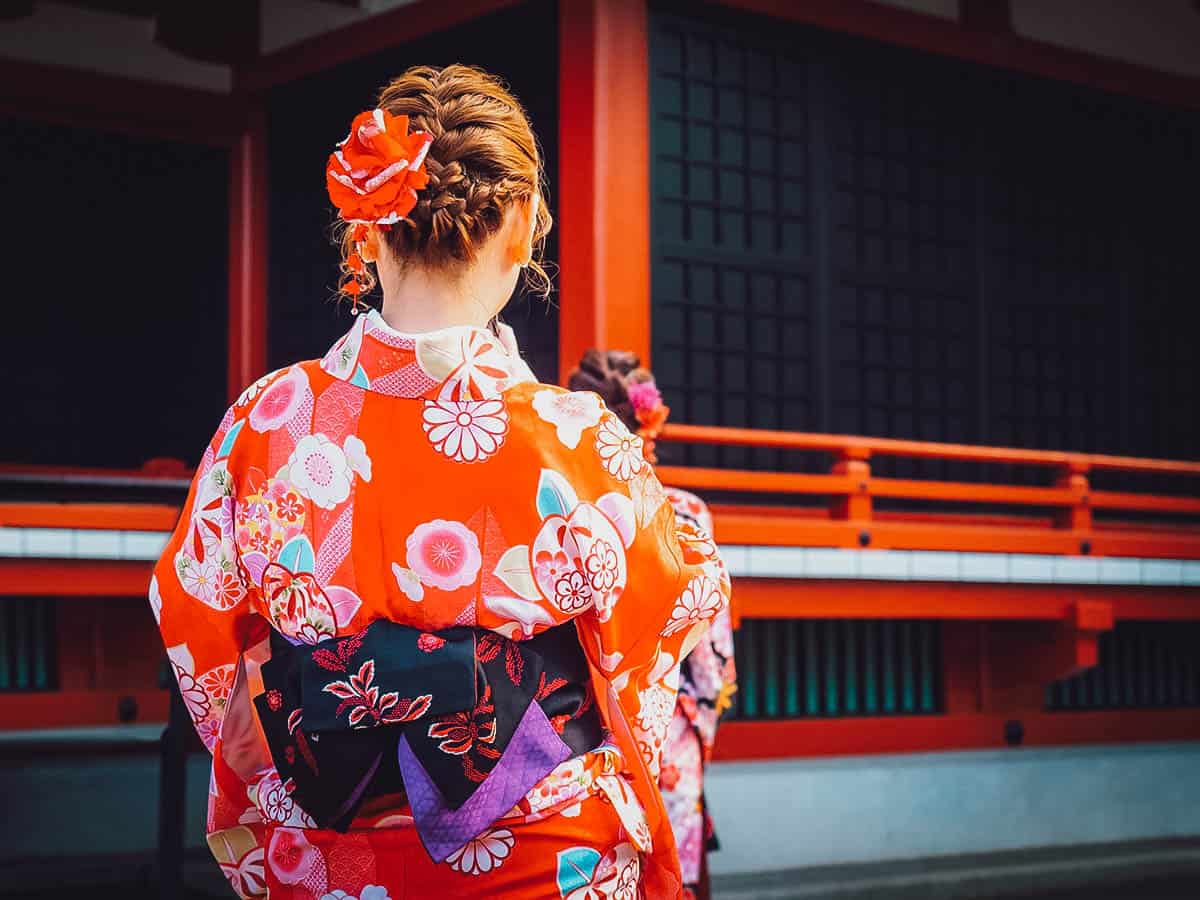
[151,310,729,899]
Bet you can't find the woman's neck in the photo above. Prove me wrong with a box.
[377,264,502,334]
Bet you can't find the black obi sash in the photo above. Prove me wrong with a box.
[253,620,601,861]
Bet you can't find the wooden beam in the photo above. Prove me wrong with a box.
[0,560,153,597]
[0,58,244,147]
[0,2,33,20]
[713,709,1200,761]
[959,0,1012,34]
[733,579,1200,622]
[155,0,261,66]
[236,0,525,93]
[0,690,168,731]
[228,100,269,400]
[557,0,652,379]
[980,605,1113,712]
[711,0,1200,111]
[0,503,179,531]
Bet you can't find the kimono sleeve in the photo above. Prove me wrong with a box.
[668,489,738,749]
[567,417,732,777]
[149,404,258,754]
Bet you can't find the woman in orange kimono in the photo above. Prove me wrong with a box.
[567,353,737,900]
[151,65,729,900]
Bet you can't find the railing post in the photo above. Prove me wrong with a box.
[158,666,188,899]
[831,447,872,521]
[1054,460,1092,537]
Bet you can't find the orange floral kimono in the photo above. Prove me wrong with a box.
[151,310,729,899]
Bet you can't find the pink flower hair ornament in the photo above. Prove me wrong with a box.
[628,376,670,464]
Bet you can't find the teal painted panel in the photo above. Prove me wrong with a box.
[782,621,800,717]
[803,621,820,716]
[862,621,878,714]
[881,621,897,714]
[0,598,57,692]
[730,618,942,720]
[763,618,780,718]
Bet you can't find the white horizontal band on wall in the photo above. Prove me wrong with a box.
[2,527,1199,588]
[0,527,169,561]
[720,545,1200,587]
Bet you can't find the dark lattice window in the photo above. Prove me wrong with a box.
[829,52,976,452]
[1048,622,1200,710]
[982,89,1126,462]
[649,3,1200,473]
[652,25,810,257]
[833,285,975,483]
[1125,110,1200,469]
[651,13,817,473]
[731,618,942,719]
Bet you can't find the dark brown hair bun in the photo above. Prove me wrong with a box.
[567,349,641,431]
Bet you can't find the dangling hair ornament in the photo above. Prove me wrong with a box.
[326,108,433,313]
[627,375,670,465]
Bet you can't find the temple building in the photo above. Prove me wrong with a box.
[1,0,1198,895]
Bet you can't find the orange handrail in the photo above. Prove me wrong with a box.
[653,467,856,496]
[0,503,180,531]
[658,423,1200,477]
[655,422,1200,559]
[2,431,1199,560]
[1089,491,1200,514]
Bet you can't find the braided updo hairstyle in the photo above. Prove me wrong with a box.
[337,64,553,299]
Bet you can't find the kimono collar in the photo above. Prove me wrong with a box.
[320,308,536,401]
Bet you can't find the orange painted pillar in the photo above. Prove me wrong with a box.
[228,100,269,401]
[557,0,652,379]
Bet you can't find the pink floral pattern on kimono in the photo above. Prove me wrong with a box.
[659,487,737,886]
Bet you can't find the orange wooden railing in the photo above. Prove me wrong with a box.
[656,423,1200,559]
[0,460,188,534]
[652,423,1200,758]
[2,440,1199,745]
[3,429,1200,559]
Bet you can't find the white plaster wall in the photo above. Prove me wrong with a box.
[261,0,421,55]
[0,752,212,859]
[260,0,369,56]
[0,0,423,91]
[705,742,1200,875]
[0,1,230,91]
[4,740,1199,872]
[1012,0,1200,78]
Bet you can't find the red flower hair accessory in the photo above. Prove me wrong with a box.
[326,109,433,225]
[326,109,433,308]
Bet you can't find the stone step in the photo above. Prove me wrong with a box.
[711,838,1200,900]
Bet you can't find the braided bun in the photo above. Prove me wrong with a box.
[336,65,552,299]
